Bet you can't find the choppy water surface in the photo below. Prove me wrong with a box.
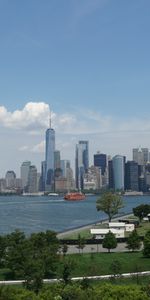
[0,195,150,235]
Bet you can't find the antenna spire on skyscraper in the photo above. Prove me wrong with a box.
[49,109,52,128]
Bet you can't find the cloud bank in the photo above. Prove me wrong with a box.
[1,101,150,177]
[1,101,150,136]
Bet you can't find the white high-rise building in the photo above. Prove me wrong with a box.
[113,155,124,191]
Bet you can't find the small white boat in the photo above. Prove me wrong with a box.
[48,193,59,196]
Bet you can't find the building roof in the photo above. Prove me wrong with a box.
[109,222,125,228]
[90,228,124,235]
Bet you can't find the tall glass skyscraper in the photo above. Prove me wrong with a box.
[112,155,125,191]
[94,152,107,175]
[75,140,89,190]
[45,120,55,191]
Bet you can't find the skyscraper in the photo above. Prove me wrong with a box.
[45,117,55,191]
[94,152,107,175]
[75,140,89,190]
[112,155,125,191]
[125,161,139,191]
[28,165,38,193]
[5,170,16,189]
[20,161,31,190]
[133,147,149,166]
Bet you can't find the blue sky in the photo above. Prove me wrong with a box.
[0,0,150,176]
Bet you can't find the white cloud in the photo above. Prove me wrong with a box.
[1,101,150,137]
[0,102,52,131]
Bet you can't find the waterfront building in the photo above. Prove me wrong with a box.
[20,161,31,190]
[75,140,89,190]
[15,178,22,189]
[125,161,139,191]
[5,170,16,189]
[55,177,68,193]
[94,151,108,187]
[84,165,102,190]
[39,161,46,191]
[133,147,149,166]
[144,162,150,191]
[112,155,125,191]
[28,165,38,193]
[45,118,55,191]
[60,160,70,177]
[0,179,6,192]
[94,152,107,175]
[54,150,61,170]
[108,159,114,189]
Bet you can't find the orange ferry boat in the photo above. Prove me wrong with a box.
[64,192,86,201]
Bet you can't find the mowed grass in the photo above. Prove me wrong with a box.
[66,252,150,277]
[137,221,150,236]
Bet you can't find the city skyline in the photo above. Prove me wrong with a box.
[1,102,150,177]
[1,1,150,175]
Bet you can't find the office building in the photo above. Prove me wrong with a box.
[112,155,125,191]
[39,161,46,191]
[94,152,107,175]
[20,161,31,190]
[5,170,16,189]
[108,160,114,189]
[75,141,89,190]
[45,118,55,191]
[60,160,70,177]
[28,165,38,193]
[54,150,61,170]
[133,147,149,166]
[125,161,139,191]
[84,166,102,190]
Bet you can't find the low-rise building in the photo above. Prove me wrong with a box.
[90,228,125,239]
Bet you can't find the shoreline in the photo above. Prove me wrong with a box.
[57,212,134,238]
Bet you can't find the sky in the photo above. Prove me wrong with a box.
[0,0,150,177]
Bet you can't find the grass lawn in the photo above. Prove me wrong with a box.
[61,252,150,277]
[62,223,108,240]
[137,221,150,236]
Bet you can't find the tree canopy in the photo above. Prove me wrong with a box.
[126,230,141,252]
[102,231,117,253]
[96,192,123,222]
[143,230,150,258]
[133,204,150,221]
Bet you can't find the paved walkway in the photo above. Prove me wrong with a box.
[0,270,150,285]
[61,242,143,254]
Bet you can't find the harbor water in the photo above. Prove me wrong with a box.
[0,195,150,235]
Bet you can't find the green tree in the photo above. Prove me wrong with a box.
[96,192,123,222]
[126,230,141,252]
[76,234,85,254]
[0,235,7,267]
[143,230,150,257]
[5,229,60,293]
[102,231,117,253]
[110,259,122,277]
[62,244,68,256]
[133,204,150,222]
[5,230,28,279]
